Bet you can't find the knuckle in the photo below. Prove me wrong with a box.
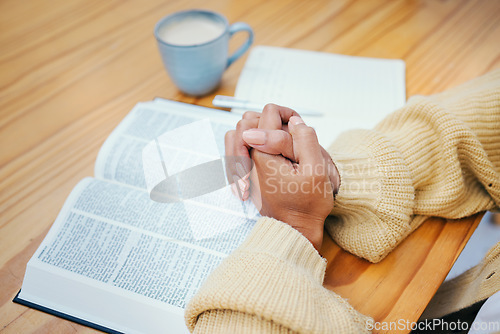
[277,130,290,144]
[242,111,258,119]
[307,127,317,136]
[235,119,247,131]
[237,118,259,132]
[295,125,316,137]
[225,130,235,142]
[236,119,255,132]
[242,111,252,119]
[262,103,278,114]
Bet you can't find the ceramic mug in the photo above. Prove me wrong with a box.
[154,10,253,96]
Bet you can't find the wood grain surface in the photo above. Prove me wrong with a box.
[1,0,499,333]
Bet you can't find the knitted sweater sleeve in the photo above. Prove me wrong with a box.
[327,69,500,263]
[185,217,372,333]
[185,70,499,333]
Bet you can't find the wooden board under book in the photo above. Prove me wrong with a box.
[321,214,482,332]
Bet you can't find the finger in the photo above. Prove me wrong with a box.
[242,128,295,161]
[224,131,251,185]
[321,147,340,194]
[258,103,300,130]
[224,130,238,157]
[234,118,259,177]
[242,111,261,120]
[288,116,323,166]
[235,118,260,138]
[247,153,262,208]
[232,174,249,201]
[232,117,260,159]
[225,118,260,198]
[225,130,249,176]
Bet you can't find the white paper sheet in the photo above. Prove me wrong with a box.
[234,46,406,147]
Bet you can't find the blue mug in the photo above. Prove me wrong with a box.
[154,10,254,96]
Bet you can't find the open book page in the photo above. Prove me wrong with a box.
[94,100,259,230]
[19,177,257,333]
[234,46,406,146]
[95,100,239,189]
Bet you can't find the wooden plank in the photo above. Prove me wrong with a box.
[322,214,483,334]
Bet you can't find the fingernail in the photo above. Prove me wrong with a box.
[242,190,249,201]
[238,178,249,192]
[242,129,266,145]
[289,116,304,125]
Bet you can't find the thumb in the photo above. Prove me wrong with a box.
[242,128,295,161]
[288,116,323,166]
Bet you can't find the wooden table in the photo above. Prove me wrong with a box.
[1,0,498,332]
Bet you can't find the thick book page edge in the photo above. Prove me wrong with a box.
[18,260,187,334]
[13,290,123,334]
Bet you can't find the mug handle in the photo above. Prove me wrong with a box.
[227,22,254,69]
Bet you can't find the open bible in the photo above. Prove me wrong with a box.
[14,100,261,333]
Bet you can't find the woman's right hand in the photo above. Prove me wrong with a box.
[224,104,340,201]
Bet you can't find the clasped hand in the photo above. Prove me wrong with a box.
[225,104,340,251]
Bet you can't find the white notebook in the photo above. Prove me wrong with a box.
[233,46,406,146]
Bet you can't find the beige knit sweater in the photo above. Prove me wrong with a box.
[185,69,500,333]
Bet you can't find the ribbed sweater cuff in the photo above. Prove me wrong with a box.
[238,217,327,283]
[326,129,415,263]
[332,132,415,223]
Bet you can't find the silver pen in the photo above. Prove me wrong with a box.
[212,95,324,117]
